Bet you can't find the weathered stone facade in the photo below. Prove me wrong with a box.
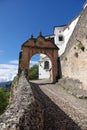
[61,6,87,89]
[18,34,59,83]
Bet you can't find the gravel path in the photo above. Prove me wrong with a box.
[30,80,87,130]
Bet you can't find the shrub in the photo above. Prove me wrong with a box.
[0,88,10,115]
[29,64,38,80]
[77,41,85,52]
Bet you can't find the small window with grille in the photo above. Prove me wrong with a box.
[59,35,64,41]
[44,61,49,69]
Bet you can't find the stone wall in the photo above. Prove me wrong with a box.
[0,75,44,130]
[61,6,87,90]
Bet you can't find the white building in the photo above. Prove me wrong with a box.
[39,54,52,80]
[39,1,87,80]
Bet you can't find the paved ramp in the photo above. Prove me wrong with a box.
[30,80,87,130]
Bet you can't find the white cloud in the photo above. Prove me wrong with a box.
[0,64,18,69]
[0,61,18,82]
[30,60,38,67]
[9,60,18,64]
[0,60,39,82]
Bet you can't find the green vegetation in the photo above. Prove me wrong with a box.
[12,75,19,85]
[0,87,10,115]
[77,42,85,51]
[74,40,85,58]
[76,40,85,52]
[29,64,38,80]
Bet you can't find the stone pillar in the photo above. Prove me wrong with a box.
[52,58,58,83]
[20,48,29,80]
[18,51,22,74]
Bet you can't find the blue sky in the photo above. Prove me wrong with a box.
[0,0,85,82]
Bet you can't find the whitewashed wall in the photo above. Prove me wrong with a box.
[83,1,87,9]
[63,16,80,54]
[39,54,52,79]
[54,16,80,56]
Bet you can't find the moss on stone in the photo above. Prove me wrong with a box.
[76,40,85,52]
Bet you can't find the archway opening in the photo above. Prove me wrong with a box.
[29,53,52,81]
[29,54,39,80]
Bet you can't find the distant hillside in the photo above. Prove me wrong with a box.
[0,81,12,87]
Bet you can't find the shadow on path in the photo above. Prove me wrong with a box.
[30,82,82,130]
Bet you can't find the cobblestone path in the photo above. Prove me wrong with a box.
[30,80,87,130]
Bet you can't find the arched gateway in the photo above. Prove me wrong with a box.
[18,34,59,83]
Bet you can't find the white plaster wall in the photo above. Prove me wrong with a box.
[63,16,80,54]
[39,55,52,79]
[83,1,87,9]
[40,54,47,59]
[54,26,64,46]
[54,16,80,56]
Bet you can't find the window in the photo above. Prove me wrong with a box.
[59,30,61,33]
[59,35,64,41]
[50,37,54,42]
[44,61,49,69]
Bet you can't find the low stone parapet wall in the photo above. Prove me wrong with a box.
[0,75,44,130]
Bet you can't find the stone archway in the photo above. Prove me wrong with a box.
[18,34,59,83]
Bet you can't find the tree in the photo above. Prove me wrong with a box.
[29,64,38,80]
[0,88,10,115]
